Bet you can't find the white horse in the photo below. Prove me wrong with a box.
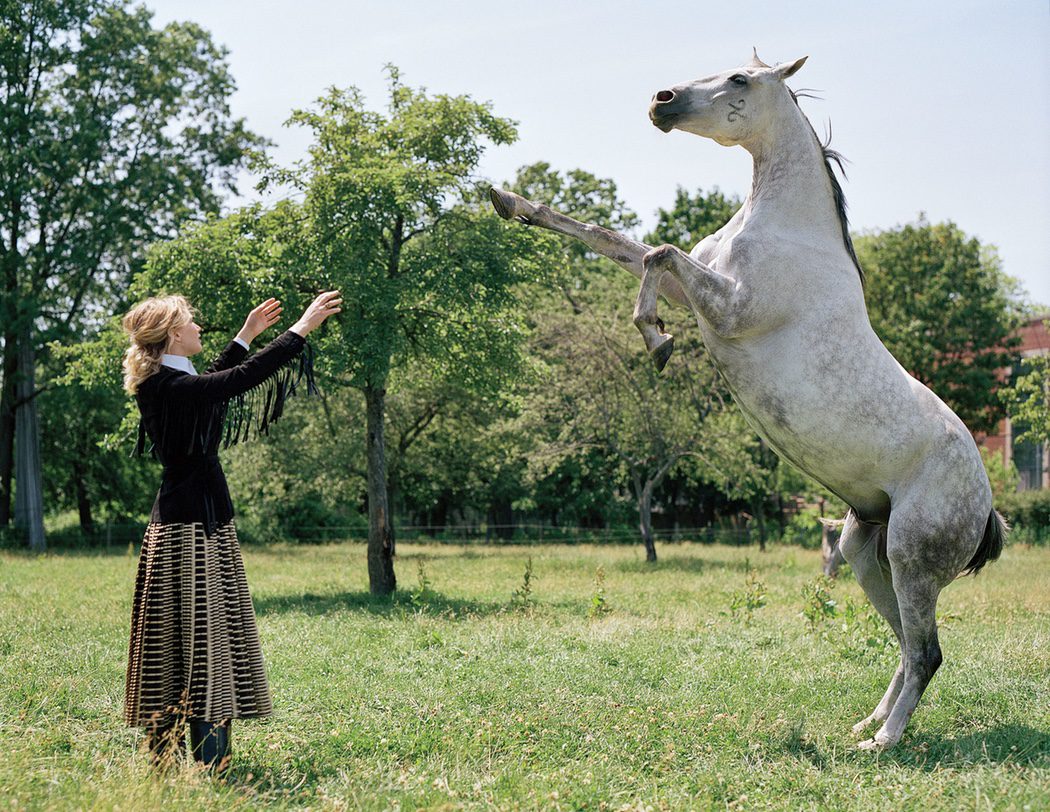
[489,51,1006,750]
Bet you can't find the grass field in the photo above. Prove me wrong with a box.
[1,540,1047,810]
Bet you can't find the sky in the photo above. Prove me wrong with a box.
[146,0,1050,306]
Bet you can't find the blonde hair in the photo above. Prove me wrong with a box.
[121,295,195,394]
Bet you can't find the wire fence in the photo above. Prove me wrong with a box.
[11,518,1049,551]
[20,521,777,550]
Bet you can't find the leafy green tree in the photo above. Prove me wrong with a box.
[855,217,1024,435]
[223,386,367,543]
[508,162,639,312]
[979,445,1021,503]
[0,0,262,548]
[503,169,763,558]
[139,70,548,593]
[45,325,155,534]
[644,186,741,251]
[525,276,761,561]
[389,379,531,535]
[1001,334,1050,444]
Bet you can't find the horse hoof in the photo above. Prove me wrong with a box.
[650,335,675,372]
[851,717,877,736]
[857,735,893,752]
[489,187,536,224]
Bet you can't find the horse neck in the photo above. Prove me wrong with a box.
[741,102,841,244]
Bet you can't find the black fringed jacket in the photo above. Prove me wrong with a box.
[134,330,316,533]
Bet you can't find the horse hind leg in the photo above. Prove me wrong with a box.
[837,512,906,737]
[856,504,974,751]
[858,568,943,751]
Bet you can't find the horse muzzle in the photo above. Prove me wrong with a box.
[649,89,679,132]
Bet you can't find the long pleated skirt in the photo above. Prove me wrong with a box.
[124,521,272,726]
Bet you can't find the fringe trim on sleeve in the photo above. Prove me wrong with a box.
[219,340,318,449]
[134,342,318,457]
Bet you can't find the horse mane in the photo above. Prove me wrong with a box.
[788,88,865,288]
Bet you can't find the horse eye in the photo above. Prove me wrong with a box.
[730,74,748,86]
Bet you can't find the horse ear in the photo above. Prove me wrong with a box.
[748,48,771,69]
[775,56,808,80]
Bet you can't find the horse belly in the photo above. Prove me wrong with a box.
[737,394,893,518]
[708,333,916,518]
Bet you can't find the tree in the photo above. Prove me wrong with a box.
[137,70,548,593]
[222,384,367,543]
[509,162,640,314]
[1003,356,1050,442]
[855,217,1024,435]
[0,0,262,549]
[525,276,761,561]
[45,324,156,534]
[504,169,762,559]
[644,186,741,251]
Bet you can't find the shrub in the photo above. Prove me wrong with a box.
[237,492,367,544]
[996,489,1050,545]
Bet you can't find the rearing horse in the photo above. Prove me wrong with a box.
[490,51,1006,751]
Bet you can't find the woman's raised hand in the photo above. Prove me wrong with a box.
[237,298,283,344]
[291,290,342,337]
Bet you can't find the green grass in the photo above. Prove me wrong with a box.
[1,541,1047,810]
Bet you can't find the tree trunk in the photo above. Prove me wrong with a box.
[0,331,16,526]
[638,481,657,562]
[13,326,45,551]
[364,384,396,595]
[73,460,94,536]
[751,495,767,552]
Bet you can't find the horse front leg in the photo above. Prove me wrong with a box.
[634,244,742,370]
[489,188,690,307]
[633,251,675,372]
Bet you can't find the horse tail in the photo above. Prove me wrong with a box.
[962,509,1008,576]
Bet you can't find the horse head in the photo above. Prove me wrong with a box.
[649,50,808,147]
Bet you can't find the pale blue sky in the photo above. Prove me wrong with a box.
[147,0,1050,305]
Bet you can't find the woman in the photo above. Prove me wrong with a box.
[120,289,341,772]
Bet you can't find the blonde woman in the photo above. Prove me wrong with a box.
[121,290,341,772]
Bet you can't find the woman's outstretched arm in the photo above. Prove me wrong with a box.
[165,291,341,403]
[204,298,283,373]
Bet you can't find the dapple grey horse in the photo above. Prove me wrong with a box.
[489,51,1006,750]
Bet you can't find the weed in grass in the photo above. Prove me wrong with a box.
[726,562,767,621]
[587,565,610,619]
[801,575,896,657]
[801,575,838,628]
[410,559,435,611]
[511,556,535,612]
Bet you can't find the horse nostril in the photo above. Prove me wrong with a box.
[655,90,675,103]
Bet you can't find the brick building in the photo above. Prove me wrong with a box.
[979,314,1050,490]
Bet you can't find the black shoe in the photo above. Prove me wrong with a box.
[146,717,185,770]
[189,718,231,775]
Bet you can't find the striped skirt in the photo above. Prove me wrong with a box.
[124,521,272,727]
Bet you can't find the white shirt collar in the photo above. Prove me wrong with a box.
[160,354,197,375]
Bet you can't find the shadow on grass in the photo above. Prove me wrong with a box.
[219,758,325,801]
[0,544,140,559]
[780,721,830,770]
[614,555,758,575]
[781,723,1049,770]
[896,724,1050,769]
[252,589,507,619]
